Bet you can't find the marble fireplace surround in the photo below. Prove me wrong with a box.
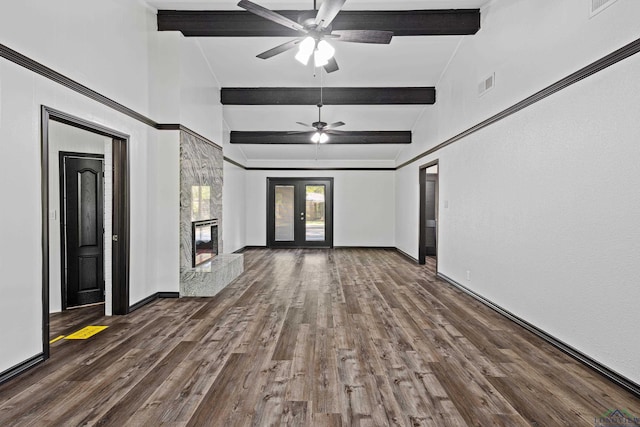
[179,130,243,296]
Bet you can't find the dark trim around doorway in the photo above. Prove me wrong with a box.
[266,177,334,249]
[41,106,131,364]
[112,138,130,315]
[418,160,439,266]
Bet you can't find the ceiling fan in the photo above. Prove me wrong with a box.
[237,0,394,73]
[296,103,345,143]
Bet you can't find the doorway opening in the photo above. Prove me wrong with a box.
[419,161,439,266]
[41,106,130,358]
[267,177,334,248]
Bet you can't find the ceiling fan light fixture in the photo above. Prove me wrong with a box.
[317,40,335,59]
[313,49,329,67]
[295,36,316,65]
[311,131,321,143]
[313,40,335,67]
[319,132,329,143]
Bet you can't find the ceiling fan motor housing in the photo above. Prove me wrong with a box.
[313,121,328,129]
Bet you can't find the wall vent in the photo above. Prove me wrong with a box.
[590,0,617,17]
[478,73,495,97]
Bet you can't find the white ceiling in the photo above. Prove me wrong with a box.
[146,0,492,165]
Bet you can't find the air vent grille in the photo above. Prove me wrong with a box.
[478,73,495,97]
[590,0,617,17]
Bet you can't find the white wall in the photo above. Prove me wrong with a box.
[145,130,181,295]
[48,121,109,313]
[178,38,224,145]
[441,52,640,384]
[398,0,640,166]
[223,161,247,253]
[0,1,221,374]
[394,165,420,258]
[394,0,640,384]
[245,170,395,247]
[0,55,160,372]
[0,0,154,117]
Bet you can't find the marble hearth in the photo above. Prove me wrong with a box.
[180,254,244,297]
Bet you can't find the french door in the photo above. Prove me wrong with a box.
[267,178,333,248]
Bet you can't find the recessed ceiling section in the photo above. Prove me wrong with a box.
[198,36,461,87]
[239,143,405,162]
[223,105,423,131]
[146,0,487,165]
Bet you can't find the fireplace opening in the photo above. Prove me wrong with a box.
[192,219,218,267]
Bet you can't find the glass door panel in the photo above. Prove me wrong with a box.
[267,178,333,248]
[305,185,325,241]
[275,185,295,241]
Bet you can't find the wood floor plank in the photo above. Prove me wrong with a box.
[280,401,309,426]
[250,360,292,426]
[184,353,252,426]
[0,248,638,426]
[313,326,341,415]
[272,307,304,361]
[92,341,197,426]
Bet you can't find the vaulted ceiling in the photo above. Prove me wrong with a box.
[147,0,491,165]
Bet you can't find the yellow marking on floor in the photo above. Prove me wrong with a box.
[49,335,65,344]
[65,325,108,340]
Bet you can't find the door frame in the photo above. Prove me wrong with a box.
[41,106,130,359]
[266,177,334,248]
[419,160,439,266]
[58,152,105,310]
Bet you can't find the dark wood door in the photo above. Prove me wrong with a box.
[61,154,105,308]
[267,178,333,248]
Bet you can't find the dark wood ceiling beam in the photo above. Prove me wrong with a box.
[221,87,435,105]
[157,9,480,37]
[230,131,411,144]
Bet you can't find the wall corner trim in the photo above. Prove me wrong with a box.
[395,247,419,263]
[0,353,45,386]
[129,292,180,313]
[224,156,247,169]
[437,272,640,398]
[0,43,221,148]
[163,125,222,150]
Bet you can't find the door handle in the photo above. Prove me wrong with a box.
[300,212,305,221]
[112,235,119,242]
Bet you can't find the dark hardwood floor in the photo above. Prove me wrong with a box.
[1,248,638,426]
[49,303,106,340]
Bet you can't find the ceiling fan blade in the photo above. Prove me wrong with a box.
[238,0,307,33]
[332,30,393,44]
[296,121,312,128]
[324,129,346,135]
[324,121,345,130]
[315,0,346,29]
[257,38,303,59]
[323,56,339,73]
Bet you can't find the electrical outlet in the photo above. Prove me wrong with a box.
[466,270,471,281]
[49,209,57,221]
